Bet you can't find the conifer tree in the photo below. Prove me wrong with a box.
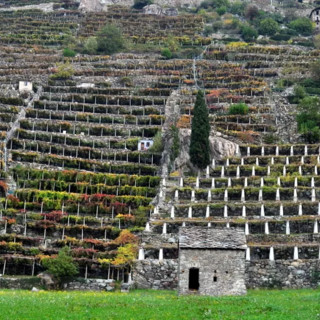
[189,90,210,169]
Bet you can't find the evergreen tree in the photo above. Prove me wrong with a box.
[189,90,210,169]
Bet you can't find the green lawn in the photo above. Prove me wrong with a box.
[0,289,319,320]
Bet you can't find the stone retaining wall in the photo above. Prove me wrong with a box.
[246,260,320,289]
[133,259,320,290]
[133,259,178,290]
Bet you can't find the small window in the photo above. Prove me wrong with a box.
[24,81,28,86]
[213,276,217,282]
[146,142,150,147]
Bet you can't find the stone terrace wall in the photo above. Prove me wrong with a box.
[133,259,320,290]
[133,260,178,290]
[246,260,320,289]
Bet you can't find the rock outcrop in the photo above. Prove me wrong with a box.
[174,129,239,171]
[143,4,178,16]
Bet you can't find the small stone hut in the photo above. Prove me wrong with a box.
[178,227,247,296]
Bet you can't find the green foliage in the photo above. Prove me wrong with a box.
[84,37,98,55]
[228,1,245,16]
[292,85,306,103]
[170,125,180,163]
[132,0,153,9]
[96,24,125,55]
[199,0,229,10]
[42,247,78,286]
[289,18,313,35]
[241,25,258,42]
[259,18,279,36]
[228,103,249,115]
[216,5,227,15]
[161,48,172,59]
[63,48,76,57]
[297,96,320,143]
[50,63,74,80]
[148,131,163,153]
[189,90,210,169]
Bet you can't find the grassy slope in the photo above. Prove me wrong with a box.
[0,289,319,320]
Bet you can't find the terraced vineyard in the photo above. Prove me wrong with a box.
[0,3,318,290]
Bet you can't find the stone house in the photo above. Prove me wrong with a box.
[178,227,247,296]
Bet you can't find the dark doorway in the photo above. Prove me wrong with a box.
[189,268,199,291]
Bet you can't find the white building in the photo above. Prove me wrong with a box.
[19,81,33,93]
[138,139,154,151]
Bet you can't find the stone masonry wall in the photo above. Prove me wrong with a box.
[133,259,320,291]
[178,249,246,296]
[133,260,178,290]
[246,260,320,289]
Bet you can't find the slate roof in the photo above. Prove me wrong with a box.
[179,227,246,250]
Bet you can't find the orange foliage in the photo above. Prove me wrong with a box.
[176,115,191,129]
[112,230,139,246]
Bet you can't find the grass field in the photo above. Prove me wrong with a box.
[0,289,319,320]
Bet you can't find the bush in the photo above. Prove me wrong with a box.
[132,0,153,9]
[42,247,78,288]
[216,5,227,15]
[148,131,163,153]
[241,25,258,42]
[84,37,98,55]
[259,18,279,36]
[228,103,249,115]
[296,96,320,143]
[161,48,172,59]
[63,48,76,57]
[96,24,125,55]
[289,18,313,35]
[50,63,74,80]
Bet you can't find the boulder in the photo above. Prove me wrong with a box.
[37,272,55,289]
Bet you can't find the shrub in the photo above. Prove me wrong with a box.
[259,18,279,36]
[241,25,258,42]
[161,48,172,59]
[50,63,74,80]
[132,0,153,9]
[84,37,98,55]
[96,24,125,55]
[42,246,78,288]
[228,103,249,115]
[289,18,313,35]
[244,5,259,20]
[216,5,227,15]
[297,96,320,143]
[189,91,210,169]
[63,48,76,57]
[148,131,163,152]
[292,85,306,103]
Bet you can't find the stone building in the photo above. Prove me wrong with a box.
[178,227,247,296]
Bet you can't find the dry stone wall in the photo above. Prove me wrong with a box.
[133,260,178,290]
